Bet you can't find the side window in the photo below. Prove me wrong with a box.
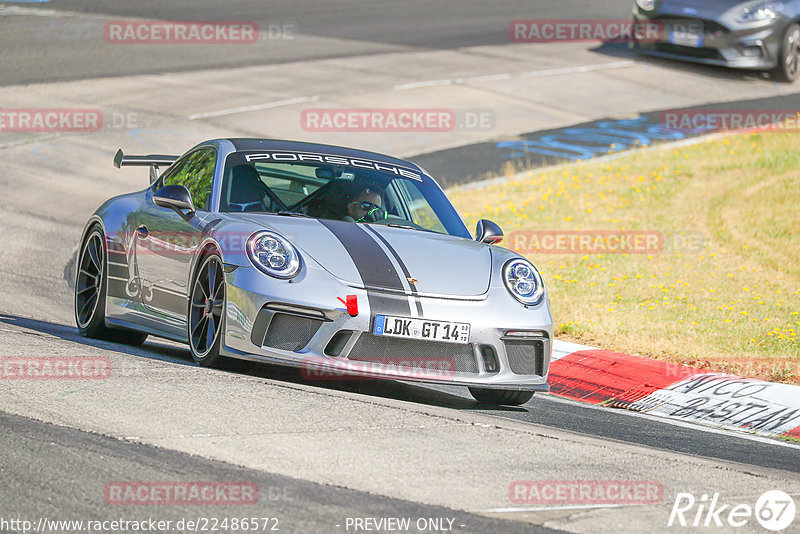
[392,179,448,234]
[161,149,216,211]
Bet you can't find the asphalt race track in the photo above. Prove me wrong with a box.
[2,0,633,84]
[1,1,799,533]
[0,410,548,534]
[415,92,800,186]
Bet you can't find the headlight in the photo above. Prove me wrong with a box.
[503,259,545,306]
[635,0,655,11]
[246,231,301,279]
[736,1,783,22]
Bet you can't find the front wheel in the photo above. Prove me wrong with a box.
[774,23,800,82]
[469,387,534,406]
[188,253,226,367]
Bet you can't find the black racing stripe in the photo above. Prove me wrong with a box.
[365,226,424,317]
[105,239,126,254]
[147,287,188,316]
[107,263,130,280]
[106,278,129,299]
[318,219,411,316]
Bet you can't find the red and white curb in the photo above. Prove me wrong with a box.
[549,340,800,440]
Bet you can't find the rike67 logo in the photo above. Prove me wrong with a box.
[668,490,796,531]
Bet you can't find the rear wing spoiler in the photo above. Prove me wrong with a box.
[113,149,179,183]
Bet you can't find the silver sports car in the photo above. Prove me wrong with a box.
[74,139,552,406]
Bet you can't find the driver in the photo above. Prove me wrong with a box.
[344,185,386,222]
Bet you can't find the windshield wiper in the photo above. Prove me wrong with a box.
[386,223,417,230]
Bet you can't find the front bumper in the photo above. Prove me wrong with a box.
[631,11,786,70]
[220,263,553,391]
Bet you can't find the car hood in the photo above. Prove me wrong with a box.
[233,215,492,297]
[658,0,746,17]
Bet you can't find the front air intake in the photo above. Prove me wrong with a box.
[504,339,546,376]
[347,334,479,374]
[261,313,323,351]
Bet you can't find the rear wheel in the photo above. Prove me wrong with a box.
[774,23,800,82]
[75,226,148,345]
[469,387,534,406]
[188,253,226,367]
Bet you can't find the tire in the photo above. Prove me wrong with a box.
[468,387,534,406]
[188,252,226,367]
[774,23,800,82]
[75,226,148,345]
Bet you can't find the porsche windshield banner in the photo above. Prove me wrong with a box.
[241,151,424,181]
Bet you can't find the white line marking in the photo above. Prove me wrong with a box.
[467,73,512,83]
[187,95,320,120]
[394,75,511,91]
[519,60,635,78]
[0,6,77,17]
[484,504,624,513]
[393,79,455,91]
[393,62,634,91]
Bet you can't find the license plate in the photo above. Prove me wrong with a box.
[373,315,470,344]
[668,22,703,47]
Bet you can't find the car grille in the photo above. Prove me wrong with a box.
[347,334,479,374]
[262,313,323,351]
[652,16,729,35]
[505,339,546,376]
[653,43,724,60]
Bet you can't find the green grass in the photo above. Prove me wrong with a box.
[448,133,800,383]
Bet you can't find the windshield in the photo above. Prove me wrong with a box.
[220,150,471,239]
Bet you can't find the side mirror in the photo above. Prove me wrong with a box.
[154,184,195,219]
[475,219,503,245]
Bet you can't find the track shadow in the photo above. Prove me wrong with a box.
[590,41,776,83]
[0,313,531,411]
[243,365,530,412]
[215,358,525,412]
[0,313,194,366]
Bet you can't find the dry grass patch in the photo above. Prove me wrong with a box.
[448,133,800,383]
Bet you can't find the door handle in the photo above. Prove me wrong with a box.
[136,225,149,239]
